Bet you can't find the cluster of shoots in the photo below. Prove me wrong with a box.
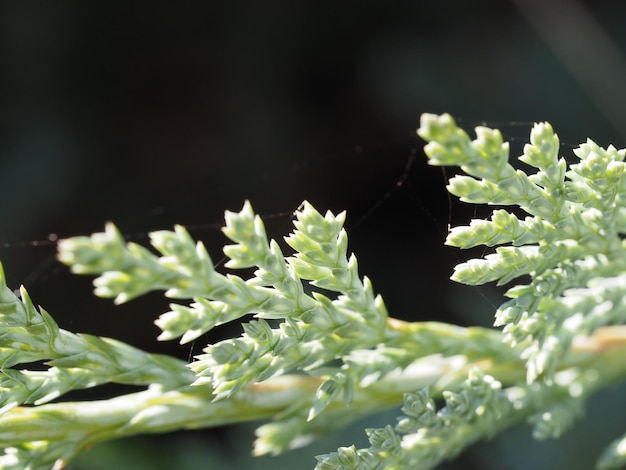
[0,113,626,469]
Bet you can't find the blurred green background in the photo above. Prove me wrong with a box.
[2,1,626,468]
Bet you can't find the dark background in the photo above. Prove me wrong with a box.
[2,1,626,469]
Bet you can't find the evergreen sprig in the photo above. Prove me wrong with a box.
[419,113,626,382]
[2,114,626,468]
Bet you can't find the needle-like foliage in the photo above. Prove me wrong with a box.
[1,114,626,469]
